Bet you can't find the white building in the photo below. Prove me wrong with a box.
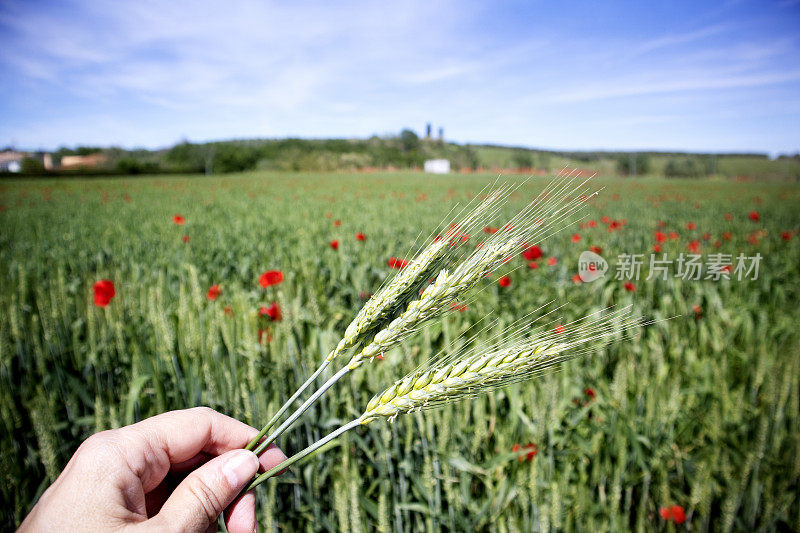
[424,159,450,174]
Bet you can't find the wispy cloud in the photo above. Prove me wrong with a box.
[631,23,734,56]
[0,0,799,153]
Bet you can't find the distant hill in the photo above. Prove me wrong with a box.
[4,130,799,180]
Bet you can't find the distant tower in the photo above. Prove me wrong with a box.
[426,123,432,139]
[438,127,444,142]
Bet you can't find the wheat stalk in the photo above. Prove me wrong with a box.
[246,182,515,449]
[246,305,650,490]
[251,171,600,455]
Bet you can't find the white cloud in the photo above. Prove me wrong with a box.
[1,0,799,153]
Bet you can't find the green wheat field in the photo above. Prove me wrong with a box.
[1,172,799,531]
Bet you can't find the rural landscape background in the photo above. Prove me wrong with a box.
[2,0,800,531]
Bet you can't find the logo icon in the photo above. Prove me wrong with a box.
[578,250,608,282]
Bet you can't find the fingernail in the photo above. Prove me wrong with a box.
[222,450,259,488]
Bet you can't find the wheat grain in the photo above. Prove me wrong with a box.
[360,306,647,423]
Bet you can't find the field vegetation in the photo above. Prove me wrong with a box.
[1,172,799,531]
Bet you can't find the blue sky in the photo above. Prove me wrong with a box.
[1,0,799,154]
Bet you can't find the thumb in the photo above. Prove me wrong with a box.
[151,449,259,532]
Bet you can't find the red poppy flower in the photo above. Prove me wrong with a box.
[702,232,710,241]
[687,240,700,253]
[655,231,666,243]
[483,226,498,234]
[686,222,696,230]
[601,216,611,224]
[260,302,282,321]
[206,284,221,301]
[259,270,284,287]
[588,220,597,228]
[624,281,636,292]
[356,232,366,241]
[782,231,792,241]
[92,280,115,307]
[522,244,543,260]
[572,274,582,284]
[547,257,558,266]
[223,305,234,317]
[748,211,760,222]
[554,324,565,334]
[173,215,185,225]
[722,231,731,241]
[571,233,581,243]
[584,387,596,400]
[498,275,512,288]
[589,245,603,254]
[659,505,686,524]
[387,257,409,269]
[668,232,679,240]
[724,213,733,221]
[512,443,538,461]
[528,261,539,269]
[334,219,341,227]
[330,240,339,250]
[653,244,662,252]
[608,220,621,231]
[181,235,190,243]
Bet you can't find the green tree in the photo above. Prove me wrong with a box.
[617,154,651,176]
[512,151,533,168]
[20,157,45,173]
[399,129,420,153]
[664,157,707,178]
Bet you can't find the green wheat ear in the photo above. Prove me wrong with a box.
[361,305,648,423]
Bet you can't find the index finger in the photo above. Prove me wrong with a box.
[118,407,263,491]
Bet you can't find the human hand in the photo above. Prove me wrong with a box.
[19,407,287,533]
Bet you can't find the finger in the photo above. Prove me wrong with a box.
[256,443,288,474]
[119,407,263,491]
[127,406,259,459]
[151,449,259,533]
[224,491,256,533]
[223,444,286,533]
